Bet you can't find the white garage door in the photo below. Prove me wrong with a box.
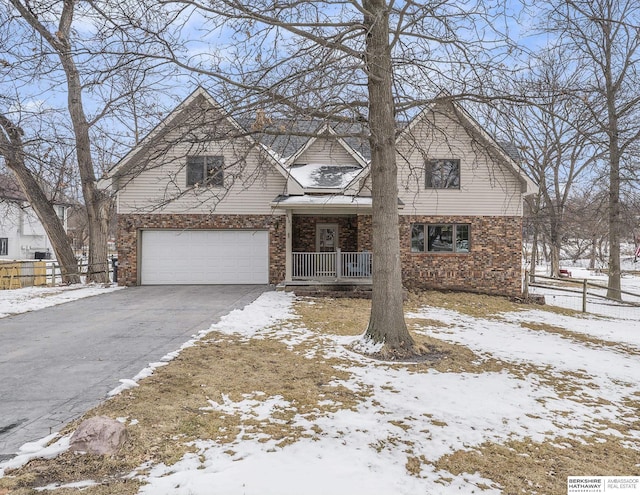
[140,230,269,285]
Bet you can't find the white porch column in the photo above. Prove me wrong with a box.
[285,209,292,282]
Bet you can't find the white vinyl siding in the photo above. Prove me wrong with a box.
[295,138,361,166]
[140,230,269,284]
[117,149,286,215]
[115,105,287,215]
[396,104,524,217]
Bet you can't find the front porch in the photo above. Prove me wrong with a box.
[278,207,373,286]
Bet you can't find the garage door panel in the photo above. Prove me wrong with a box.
[141,230,269,285]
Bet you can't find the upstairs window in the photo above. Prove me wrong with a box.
[411,224,470,253]
[0,238,7,256]
[425,159,460,189]
[187,156,224,187]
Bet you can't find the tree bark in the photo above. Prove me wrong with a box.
[606,145,622,299]
[362,0,414,353]
[9,0,112,284]
[0,115,81,284]
[549,219,561,278]
[603,18,622,301]
[60,55,113,283]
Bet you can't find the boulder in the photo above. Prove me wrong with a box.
[69,416,127,455]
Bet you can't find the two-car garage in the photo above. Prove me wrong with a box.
[139,230,269,285]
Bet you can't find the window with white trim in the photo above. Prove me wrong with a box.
[425,159,460,189]
[0,238,8,256]
[411,224,470,253]
[186,156,224,187]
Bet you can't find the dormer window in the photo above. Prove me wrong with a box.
[187,156,224,187]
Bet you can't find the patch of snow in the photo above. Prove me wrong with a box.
[135,290,640,494]
[0,434,71,477]
[34,480,99,491]
[209,291,297,338]
[0,284,123,319]
[350,335,384,354]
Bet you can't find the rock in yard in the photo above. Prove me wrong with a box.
[69,416,127,455]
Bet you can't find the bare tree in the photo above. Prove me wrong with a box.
[108,0,516,355]
[546,0,640,299]
[0,113,80,283]
[5,0,114,283]
[564,186,609,269]
[486,48,598,277]
[2,0,181,283]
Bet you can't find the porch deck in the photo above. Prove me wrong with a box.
[279,250,372,295]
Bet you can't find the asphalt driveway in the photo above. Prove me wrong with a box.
[0,285,268,461]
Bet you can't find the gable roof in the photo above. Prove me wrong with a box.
[252,120,371,162]
[104,87,536,198]
[101,87,299,191]
[397,94,537,195]
[279,125,370,193]
[0,173,73,206]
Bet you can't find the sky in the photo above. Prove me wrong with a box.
[0,271,639,492]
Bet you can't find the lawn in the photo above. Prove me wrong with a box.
[1,289,638,494]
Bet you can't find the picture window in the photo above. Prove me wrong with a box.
[411,224,470,253]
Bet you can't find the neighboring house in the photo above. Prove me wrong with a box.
[0,174,67,260]
[103,88,537,296]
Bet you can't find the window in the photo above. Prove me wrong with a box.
[425,159,460,189]
[186,156,224,187]
[411,224,470,253]
[0,238,7,256]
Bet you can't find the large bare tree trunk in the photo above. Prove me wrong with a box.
[605,39,622,300]
[0,115,81,284]
[10,0,112,284]
[362,0,414,354]
[607,146,622,299]
[60,56,113,283]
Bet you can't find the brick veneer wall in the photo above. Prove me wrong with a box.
[117,212,523,296]
[356,214,523,297]
[292,215,358,252]
[116,214,285,286]
[400,216,523,296]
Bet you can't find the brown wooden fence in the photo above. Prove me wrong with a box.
[524,271,640,313]
[0,260,116,289]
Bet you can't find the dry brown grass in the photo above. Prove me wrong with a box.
[296,297,508,373]
[0,332,363,493]
[407,290,526,318]
[2,291,637,494]
[408,290,581,318]
[294,297,370,336]
[435,435,640,494]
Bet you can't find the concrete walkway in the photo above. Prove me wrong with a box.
[0,285,268,461]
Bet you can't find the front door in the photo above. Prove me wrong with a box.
[315,224,338,276]
[316,223,339,252]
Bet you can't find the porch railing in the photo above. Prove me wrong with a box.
[292,249,372,280]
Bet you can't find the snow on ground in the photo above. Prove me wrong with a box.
[0,284,123,319]
[1,277,639,493]
[132,289,640,495]
[528,263,640,318]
